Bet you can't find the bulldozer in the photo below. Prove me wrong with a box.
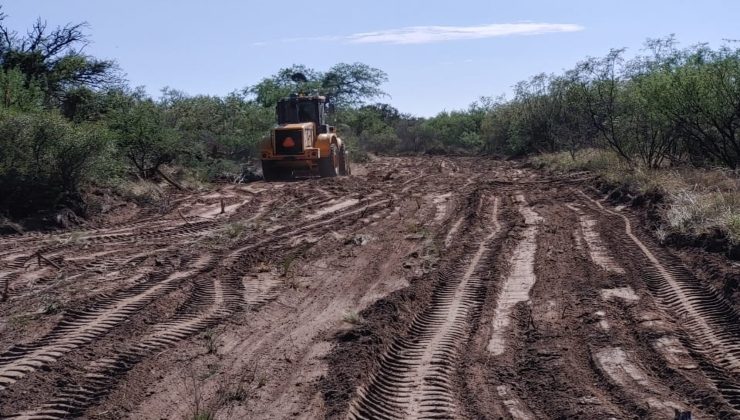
[260,91,350,181]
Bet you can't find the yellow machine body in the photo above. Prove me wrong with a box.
[260,94,349,180]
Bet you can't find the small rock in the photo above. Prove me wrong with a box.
[346,234,373,246]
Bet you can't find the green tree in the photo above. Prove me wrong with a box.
[0,67,43,111]
[0,109,111,215]
[321,63,388,107]
[108,89,178,179]
[0,8,121,106]
[573,49,636,163]
[658,45,740,168]
[480,99,515,154]
[160,88,274,168]
[249,63,387,109]
[248,64,321,108]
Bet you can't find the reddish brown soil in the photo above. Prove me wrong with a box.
[1,157,738,419]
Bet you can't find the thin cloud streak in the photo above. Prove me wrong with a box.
[346,23,584,44]
[253,22,584,46]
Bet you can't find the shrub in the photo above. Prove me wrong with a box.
[0,110,112,216]
[533,150,740,245]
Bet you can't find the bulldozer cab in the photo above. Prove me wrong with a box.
[276,95,333,133]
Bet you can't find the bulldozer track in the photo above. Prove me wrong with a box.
[0,255,213,391]
[487,194,539,356]
[3,158,739,419]
[0,186,395,417]
[348,194,501,419]
[579,191,740,412]
[8,276,241,419]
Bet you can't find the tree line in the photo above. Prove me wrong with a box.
[351,37,740,171]
[0,10,388,218]
[1,8,738,220]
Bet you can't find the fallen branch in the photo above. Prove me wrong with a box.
[156,168,185,191]
[36,251,61,269]
[177,209,191,225]
[1,220,24,235]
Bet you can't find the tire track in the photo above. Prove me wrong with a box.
[349,195,500,419]
[0,191,393,415]
[579,191,740,411]
[224,197,392,264]
[8,274,242,419]
[0,199,278,302]
[487,194,540,356]
[592,347,689,417]
[565,203,624,274]
[0,255,212,391]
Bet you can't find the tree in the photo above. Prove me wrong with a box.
[423,109,485,153]
[574,49,636,163]
[0,7,121,105]
[337,104,400,154]
[0,67,43,111]
[622,54,679,168]
[658,45,740,168]
[506,74,568,154]
[321,63,388,107]
[248,64,321,108]
[108,89,178,179]
[160,88,274,164]
[248,63,387,108]
[0,110,111,215]
[480,100,514,154]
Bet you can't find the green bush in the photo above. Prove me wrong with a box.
[0,110,112,215]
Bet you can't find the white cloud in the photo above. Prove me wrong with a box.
[344,23,584,45]
[254,23,584,46]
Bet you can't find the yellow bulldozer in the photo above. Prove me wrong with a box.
[260,92,350,180]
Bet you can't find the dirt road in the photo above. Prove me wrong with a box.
[1,157,738,419]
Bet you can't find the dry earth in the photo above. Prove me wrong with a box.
[0,157,738,419]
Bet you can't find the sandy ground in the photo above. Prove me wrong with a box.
[0,157,738,419]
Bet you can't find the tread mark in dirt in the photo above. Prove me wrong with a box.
[566,203,624,274]
[348,195,500,420]
[443,216,464,249]
[579,191,740,412]
[0,192,391,415]
[496,384,535,420]
[0,255,212,391]
[400,175,425,193]
[3,210,333,417]
[487,194,540,355]
[8,275,243,419]
[593,347,689,417]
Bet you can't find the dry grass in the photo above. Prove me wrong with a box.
[342,310,363,325]
[185,362,263,420]
[201,328,220,355]
[531,149,627,174]
[532,149,740,244]
[221,222,247,240]
[201,222,249,248]
[115,180,166,205]
[665,190,740,244]
[170,166,209,191]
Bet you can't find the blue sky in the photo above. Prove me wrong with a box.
[4,0,740,116]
